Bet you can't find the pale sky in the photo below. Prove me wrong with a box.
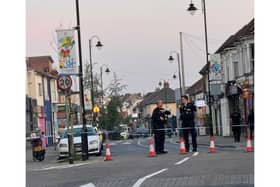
[26,0,254,94]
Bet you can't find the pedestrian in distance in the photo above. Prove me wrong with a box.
[247,109,254,139]
[179,95,197,152]
[31,128,40,161]
[41,131,47,152]
[230,110,242,143]
[151,100,171,154]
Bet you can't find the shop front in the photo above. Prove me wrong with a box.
[241,79,254,123]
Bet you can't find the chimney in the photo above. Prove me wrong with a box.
[163,81,169,88]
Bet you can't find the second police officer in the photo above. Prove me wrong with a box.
[180,95,198,152]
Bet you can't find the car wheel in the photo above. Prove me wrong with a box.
[96,148,102,156]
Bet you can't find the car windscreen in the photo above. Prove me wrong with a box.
[62,127,96,138]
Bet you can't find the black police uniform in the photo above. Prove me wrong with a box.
[180,102,197,152]
[231,112,241,142]
[151,107,170,153]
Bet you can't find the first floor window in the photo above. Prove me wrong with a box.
[233,61,239,78]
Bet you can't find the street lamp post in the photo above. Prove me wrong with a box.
[187,0,214,136]
[168,51,183,97]
[99,64,110,107]
[89,35,103,125]
[74,0,88,161]
[179,32,186,94]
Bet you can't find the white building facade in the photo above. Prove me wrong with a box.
[217,19,254,136]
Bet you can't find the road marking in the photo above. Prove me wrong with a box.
[193,152,199,156]
[122,142,131,145]
[132,168,168,187]
[39,162,89,171]
[137,139,148,148]
[80,183,96,187]
[30,160,101,172]
[174,157,190,165]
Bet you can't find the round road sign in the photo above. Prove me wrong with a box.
[57,75,72,91]
[93,106,100,113]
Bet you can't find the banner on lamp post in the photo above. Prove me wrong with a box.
[84,89,92,110]
[56,29,79,75]
[209,54,222,81]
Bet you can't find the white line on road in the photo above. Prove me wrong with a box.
[137,139,148,148]
[80,183,96,187]
[30,160,101,172]
[122,142,131,145]
[174,157,190,165]
[39,162,89,171]
[132,168,168,187]
[193,152,199,157]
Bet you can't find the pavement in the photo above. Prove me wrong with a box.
[26,135,254,187]
[170,135,254,149]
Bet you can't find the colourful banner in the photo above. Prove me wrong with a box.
[56,29,78,75]
[84,89,92,110]
[209,54,222,81]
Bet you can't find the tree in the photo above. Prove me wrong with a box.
[83,63,103,103]
[99,73,128,130]
[106,72,127,97]
[99,96,123,130]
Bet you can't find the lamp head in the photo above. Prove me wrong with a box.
[105,67,110,74]
[187,2,198,15]
[96,41,103,50]
[168,55,174,63]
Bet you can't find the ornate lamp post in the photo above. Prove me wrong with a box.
[187,0,214,136]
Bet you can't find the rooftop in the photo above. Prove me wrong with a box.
[140,86,175,107]
[216,18,254,53]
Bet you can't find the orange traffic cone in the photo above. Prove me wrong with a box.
[104,143,112,161]
[246,135,253,152]
[148,138,156,157]
[179,137,187,154]
[209,136,216,153]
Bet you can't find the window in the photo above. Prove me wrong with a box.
[249,43,254,72]
[233,61,239,79]
[38,83,43,96]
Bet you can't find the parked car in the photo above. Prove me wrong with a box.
[58,125,103,158]
[93,127,104,143]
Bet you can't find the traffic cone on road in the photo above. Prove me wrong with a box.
[148,138,156,157]
[246,135,253,152]
[209,136,216,153]
[179,137,187,154]
[104,143,112,161]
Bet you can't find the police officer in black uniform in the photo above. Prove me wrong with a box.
[151,100,170,154]
[180,95,197,152]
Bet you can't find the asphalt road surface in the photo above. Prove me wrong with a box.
[26,137,254,187]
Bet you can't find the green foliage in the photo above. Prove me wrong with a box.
[122,115,132,125]
[99,96,122,130]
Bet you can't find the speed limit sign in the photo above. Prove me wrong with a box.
[57,75,72,91]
